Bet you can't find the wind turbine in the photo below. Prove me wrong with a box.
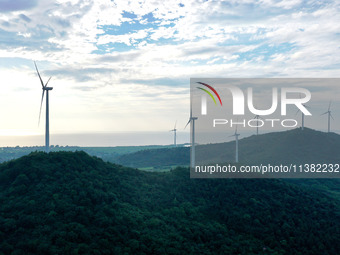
[185,97,198,168]
[321,101,334,133]
[34,61,53,152]
[295,94,310,130]
[230,126,240,163]
[253,115,262,135]
[170,121,177,146]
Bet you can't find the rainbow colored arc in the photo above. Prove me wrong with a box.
[196,82,222,106]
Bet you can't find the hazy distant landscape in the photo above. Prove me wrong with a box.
[0,144,182,168]
[1,128,339,170]
[0,132,191,147]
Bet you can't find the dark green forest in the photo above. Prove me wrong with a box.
[0,151,339,254]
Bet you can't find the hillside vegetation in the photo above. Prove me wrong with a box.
[117,128,340,168]
[0,145,177,164]
[0,151,339,254]
[197,128,340,165]
[116,147,189,168]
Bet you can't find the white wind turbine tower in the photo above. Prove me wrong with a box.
[230,126,240,163]
[34,62,53,152]
[296,94,310,131]
[170,121,177,146]
[321,101,334,133]
[185,97,198,168]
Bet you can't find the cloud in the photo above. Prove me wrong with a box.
[0,0,340,134]
[97,28,151,46]
[0,0,38,12]
[120,77,187,87]
[18,14,31,23]
[98,51,141,62]
[1,0,339,79]
[45,66,119,83]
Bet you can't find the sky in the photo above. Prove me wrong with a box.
[0,0,339,146]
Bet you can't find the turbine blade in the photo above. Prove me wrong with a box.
[328,101,332,111]
[320,112,328,116]
[184,118,191,129]
[45,77,52,87]
[235,117,239,133]
[38,89,45,126]
[295,109,300,116]
[184,119,191,129]
[34,61,44,88]
[190,85,193,118]
[190,102,192,119]
[174,120,177,129]
[185,87,193,129]
[330,113,334,120]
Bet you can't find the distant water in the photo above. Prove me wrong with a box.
[0,130,259,147]
[0,132,191,147]
[2,129,337,147]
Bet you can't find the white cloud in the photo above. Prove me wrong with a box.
[0,0,339,136]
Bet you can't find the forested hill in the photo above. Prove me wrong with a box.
[0,151,339,254]
[197,127,340,165]
[117,128,340,168]
[116,146,189,168]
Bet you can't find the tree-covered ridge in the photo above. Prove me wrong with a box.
[0,144,179,164]
[197,127,340,165]
[116,147,189,168]
[0,151,339,254]
[116,128,340,169]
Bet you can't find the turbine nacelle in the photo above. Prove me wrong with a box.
[184,117,198,129]
[229,126,240,163]
[230,125,240,137]
[320,101,334,133]
[170,121,178,146]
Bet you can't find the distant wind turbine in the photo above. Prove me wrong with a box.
[230,126,240,163]
[253,115,263,135]
[185,96,198,168]
[321,101,334,133]
[34,61,53,152]
[295,94,310,130]
[170,121,177,146]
